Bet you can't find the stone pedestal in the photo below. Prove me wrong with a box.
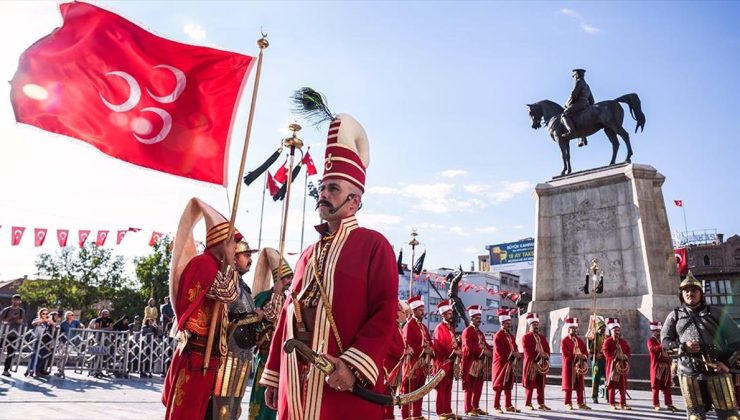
[520,163,679,353]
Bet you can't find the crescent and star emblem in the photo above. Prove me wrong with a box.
[99,65,186,145]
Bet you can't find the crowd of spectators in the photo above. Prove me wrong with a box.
[0,293,175,379]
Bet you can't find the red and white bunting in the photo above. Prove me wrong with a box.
[116,230,128,245]
[78,230,91,247]
[149,231,163,247]
[34,228,48,247]
[57,229,69,247]
[11,226,25,246]
[96,230,109,247]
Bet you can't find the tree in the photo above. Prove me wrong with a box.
[20,243,131,320]
[134,235,173,306]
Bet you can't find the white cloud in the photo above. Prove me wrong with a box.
[560,8,580,18]
[580,23,600,35]
[449,226,469,237]
[357,213,402,230]
[441,169,467,178]
[512,224,526,229]
[463,180,532,204]
[464,247,480,254]
[463,185,486,194]
[476,226,498,234]
[183,23,207,41]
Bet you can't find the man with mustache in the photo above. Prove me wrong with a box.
[521,313,551,411]
[603,318,631,410]
[491,308,521,414]
[647,321,677,412]
[402,295,434,420]
[260,95,398,420]
[432,299,461,420]
[560,317,591,410]
[461,305,492,417]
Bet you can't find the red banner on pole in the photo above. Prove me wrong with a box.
[303,151,318,176]
[266,171,279,197]
[34,228,48,247]
[116,230,128,245]
[11,226,25,246]
[149,231,163,246]
[78,230,91,247]
[96,230,109,246]
[674,248,688,276]
[674,200,683,207]
[9,2,254,185]
[57,229,69,247]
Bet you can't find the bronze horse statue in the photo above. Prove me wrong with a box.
[527,93,646,175]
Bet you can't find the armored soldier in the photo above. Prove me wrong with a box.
[662,271,740,420]
[209,239,261,420]
[522,313,551,411]
[561,68,594,147]
[648,321,677,412]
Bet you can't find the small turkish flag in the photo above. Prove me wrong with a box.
[57,229,69,247]
[79,230,91,247]
[34,228,48,247]
[149,231,163,247]
[10,2,254,185]
[11,226,26,246]
[303,151,318,176]
[273,159,289,184]
[675,248,688,276]
[116,230,128,245]
[266,171,279,197]
[96,230,109,247]
[674,200,683,207]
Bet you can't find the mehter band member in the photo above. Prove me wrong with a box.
[647,321,677,412]
[521,313,551,411]
[561,317,591,411]
[491,308,521,414]
[433,299,461,420]
[461,305,491,417]
[401,295,434,420]
[603,318,631,411]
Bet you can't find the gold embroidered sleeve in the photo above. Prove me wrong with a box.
[206,265,239,304]
[263,292,285,323]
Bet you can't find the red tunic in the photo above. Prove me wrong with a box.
[161,251,225,420]
[402,316,433,382]
[259,216,398,420]
[461,325,490,391]
[647,336,671,389]
[521,332,550,389]
[603,336,631,388]
[491,329,518,390]
[384,325,405,386]
[560,335,588,391]
[433,321,456,375]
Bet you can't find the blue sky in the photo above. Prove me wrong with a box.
[1,1,738,283]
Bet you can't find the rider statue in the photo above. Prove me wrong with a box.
[562,69,594,148]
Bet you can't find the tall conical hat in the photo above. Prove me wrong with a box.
[252,247,293,297]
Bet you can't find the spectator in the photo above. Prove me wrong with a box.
[160,296,174,335]
[1,294,25,377]
[90,309,113,330]
[139,318,158,378]
[27,308,56,377]
[143,298,159,326]
[88,309,112,378]
[112,315,130,332]
[132,315,142,333]
[55,311,84,378]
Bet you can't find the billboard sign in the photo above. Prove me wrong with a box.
[486,239,534,271]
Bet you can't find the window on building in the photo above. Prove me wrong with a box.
[703,255,711,266]
[429,297,440,306]
[429,313,441,323]
[486,315,500,325]
[705,279,734,305]
[734,249,740,266]
[501,278,508,285]
[486,282,499,292]
[486,299,500,309]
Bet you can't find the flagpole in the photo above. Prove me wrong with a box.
[258,172,267,249]
[278,123,303,263]
[408,229,419,296]
[203,34,269,374]
[682,203,689,245]
[300,147,310,252]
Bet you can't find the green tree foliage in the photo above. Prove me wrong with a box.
[134,235,172,305]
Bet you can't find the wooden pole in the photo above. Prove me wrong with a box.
[203,34,269,374]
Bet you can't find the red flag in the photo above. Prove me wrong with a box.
[116,230,128,245]
[34,228,48,247]
[11,227,25,246]
[78,230,91,247]
[96,230,109,246]
[674,248,688,276]
[10,2,254,186]
[303,151,318,176]
[149,231,163,246]
[674,200,683,207]
[57,229,69,247]
[266,171,279,197]
[273,159,289,184]
[128,227,142,232]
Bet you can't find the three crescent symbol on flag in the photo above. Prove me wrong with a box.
[98,65,186,145]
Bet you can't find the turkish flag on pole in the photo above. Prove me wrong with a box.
[78,230,91,247]
[674,200,683,207]
[11,227,26,246]
[266,171,279,197]
[303,151,318,176]
[10,2,254,185]
[149,231,163,246]
[116,230,128,245]
[674,248,688,276]
[96,230,109,246]
[34,228,48,247]
[273,159,289,184]
[57,229,69,247]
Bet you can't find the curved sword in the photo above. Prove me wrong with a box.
[284,338,444,406]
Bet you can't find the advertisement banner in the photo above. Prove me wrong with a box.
[486,239,535,271]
